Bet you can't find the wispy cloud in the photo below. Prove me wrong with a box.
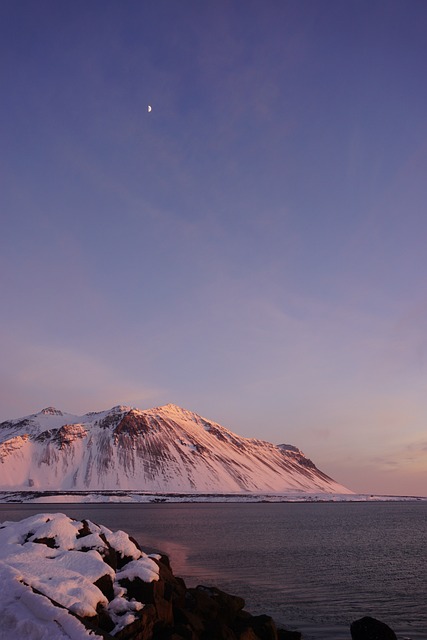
[0,333,164,420]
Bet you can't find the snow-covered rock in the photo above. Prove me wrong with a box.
[0,513,160,638]
[0,513,306,640]
[0,404,352,494]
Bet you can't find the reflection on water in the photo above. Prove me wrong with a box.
[0,502,426,640]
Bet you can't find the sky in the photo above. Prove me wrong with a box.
[1,0,427,497]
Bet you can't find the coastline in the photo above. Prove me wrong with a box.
[0,490,425,504]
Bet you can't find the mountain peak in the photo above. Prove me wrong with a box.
[38,407,63,416]
[108,405,134,414]
[151,403,197,418]
[159,403,188,412]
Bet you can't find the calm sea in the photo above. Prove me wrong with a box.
[0,502,425,640]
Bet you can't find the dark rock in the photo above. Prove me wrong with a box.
[159,554,172,570]
[115,604,158,640]
[197,586,245,622]
[159,631,194,640]
[157,558,187,610]
[277,629,302,640]
[32,536,57,548]
[186,587,220,621]
[118,573,174,626]
[96,606,116,633]
[119,576,155,604]
[169,634,193,640]
[182,587,244,639]
[202,620,237,640]
[171,576,187,609]
[186,585,245,628]
[117,552,137,569]
[94,573,115,601]
[99,533,118,571]
[173,624,196,640]
[76,519,92,539]
[350,616,397,640]
[153,622,196,640]
[173,606,206,635]
[236,628,259,640]
[233,614,278,640]
[153,578,174,625]
[78,612,100,633]
[235,611,253,621]
[153,623,196,640]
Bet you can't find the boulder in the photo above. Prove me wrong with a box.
[114,604,158,640]
[350,616,397,640]
[277,630,302,640]
[233,614,278,640]
[190,585,245,624]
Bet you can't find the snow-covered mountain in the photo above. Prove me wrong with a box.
[0,404,352,494]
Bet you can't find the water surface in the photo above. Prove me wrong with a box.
[1,502,425,640]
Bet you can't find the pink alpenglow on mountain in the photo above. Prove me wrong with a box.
[0,404,352,494]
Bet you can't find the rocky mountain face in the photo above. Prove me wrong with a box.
[0,404,352,494]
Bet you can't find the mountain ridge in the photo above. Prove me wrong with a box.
[0,404,353,495]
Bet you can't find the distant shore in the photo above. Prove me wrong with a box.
[0,490,425,503]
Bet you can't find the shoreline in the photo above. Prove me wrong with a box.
[0,490,426,504]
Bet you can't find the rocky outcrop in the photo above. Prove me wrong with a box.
[350,616,397,640]
[0,513,301,640]
[71,544,301,640]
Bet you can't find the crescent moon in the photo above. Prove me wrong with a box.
[147,105,152,113]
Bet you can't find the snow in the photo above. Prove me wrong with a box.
[28,410,81,431]
[0,512,160,639]
[74,532,108,552]
[116,558,159,583]
[0,562,102,639]
[26,512,83,547]
[100,527,142,560]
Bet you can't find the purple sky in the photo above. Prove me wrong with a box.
[1,0,427,496]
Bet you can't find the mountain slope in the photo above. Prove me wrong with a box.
[0,404,352,494]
